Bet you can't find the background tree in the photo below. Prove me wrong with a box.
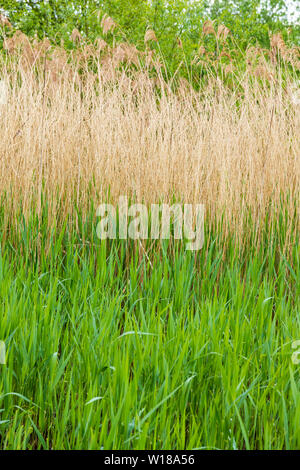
[1,0,299,70]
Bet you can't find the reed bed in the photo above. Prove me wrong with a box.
[0,30,299,450]
[0,31,299,249]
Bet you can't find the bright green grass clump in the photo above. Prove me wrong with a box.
[0,204,299,450]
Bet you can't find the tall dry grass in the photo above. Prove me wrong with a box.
[0,31,299,248]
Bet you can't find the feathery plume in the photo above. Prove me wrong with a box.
[217,24,230,41]
[101,14,116,35]
[203,20,215,36]
[70,28,82,44]
[0,13,11,28]
[144,29,157,43]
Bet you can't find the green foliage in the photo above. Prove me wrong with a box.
[0,200,299,449]
[208,0,300,48]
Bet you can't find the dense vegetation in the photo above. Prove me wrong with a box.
[0,0,299,450]
[1,1,299,74]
